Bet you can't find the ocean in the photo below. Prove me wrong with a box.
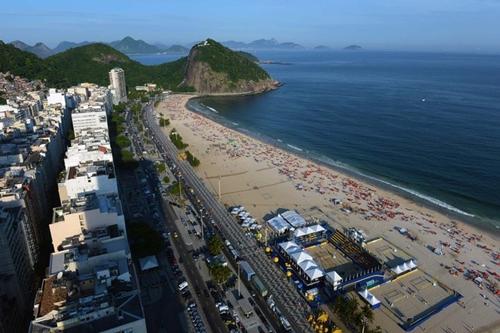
[131,51,500,233]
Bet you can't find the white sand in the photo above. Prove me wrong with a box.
[157,94,500,333]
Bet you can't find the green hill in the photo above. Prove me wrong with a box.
[0,38,275,94]
[109,36,161,54]
[237,51,259,62]
[183,39,276,94]
[1,41,188,90]
[0,41,47,78]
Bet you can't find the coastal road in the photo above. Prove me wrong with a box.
[161,198,227,333]
[144,101,314,333]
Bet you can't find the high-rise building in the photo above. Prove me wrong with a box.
[71,103,108,135]
[30,84,146,333]
[108,68,127,105]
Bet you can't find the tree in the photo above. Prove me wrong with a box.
[208,235,223,256]
[156,162,166,173]
[113,102,126,113]
[116,135,131,148]
[159,118,170,127]
[361,304,373,323]
[169,129,188,149]
[169,181,183,196]
[163,176,170,184]
[185,150,200,167]
[210,265,232,284]
[127,222,163,257]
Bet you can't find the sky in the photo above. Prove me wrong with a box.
[1,0,500,52]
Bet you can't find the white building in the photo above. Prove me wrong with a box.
[46,88,69,109]
[71,104,108,135]
[49,192,125,252]
[109,68,127,105]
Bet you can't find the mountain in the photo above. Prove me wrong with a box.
[237,51,259,62]
[52,41,92,54]
[161,45,189,54]
[0,41,47,78]
[181,39,277,94]
[9,40,31,51]
[344,45,362,50]
[9,40,52,58]
[0,38,275,95]
[109,36,161,54]
[314,45,330,50]
[222,38,304,50]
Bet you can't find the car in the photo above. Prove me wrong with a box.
[178,281,188,292]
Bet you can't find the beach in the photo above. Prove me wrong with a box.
[157,94,499,333]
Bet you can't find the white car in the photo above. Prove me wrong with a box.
[178,281,188,292]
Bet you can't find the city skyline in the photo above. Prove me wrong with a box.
[1,0,500,53]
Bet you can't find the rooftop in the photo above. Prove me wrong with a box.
[53,192,123,222]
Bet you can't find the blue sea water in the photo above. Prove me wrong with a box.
[132,51,500,233]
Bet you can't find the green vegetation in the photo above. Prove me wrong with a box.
[127,222,163,257]
[237,51,259,62]
[209,265,232,284]
[156,162,166,173]
[120,149,135,163]
[193,39,270,83]
[1,39,273,95]
[108,111,137,168]
[128,89,146,101]
[113,102,126,113]
[162,176,170,184]
[169,129,188,149]
[185,150,200,167]
[0,95,6,105]
[169,181,183,196]
[333,297,380,333]
[0,41,188,90]
[207,235,223,256]
[159,117,170,127]
[116,135,131,148]
[0,41,47,79]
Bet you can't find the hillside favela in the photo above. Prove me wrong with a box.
[0,2,499,333]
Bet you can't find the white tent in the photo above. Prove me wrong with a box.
[299,259,318,271]
[291,251,313,264]
[408,259,417,269]
[139,255,159,271]
[326,271,343,290]
[279,241,301,254]
[305,268,324,280]
[293,224,326,238]
[392,265,403,275]
[358,289,381,308]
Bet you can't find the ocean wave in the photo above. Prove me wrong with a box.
[287,144,303,152]
[312,154,475,217]
[190,99,476,219]
[206,106,219,113]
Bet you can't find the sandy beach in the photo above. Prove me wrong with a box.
[157,94,499,333]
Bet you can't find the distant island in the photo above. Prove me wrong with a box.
[222,38,304,50]
[0,38,277,95]
[314,45,330,50]
[344,45,362,50]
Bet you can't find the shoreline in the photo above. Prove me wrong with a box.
[157,93,500,332]
[186,96,499,239]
